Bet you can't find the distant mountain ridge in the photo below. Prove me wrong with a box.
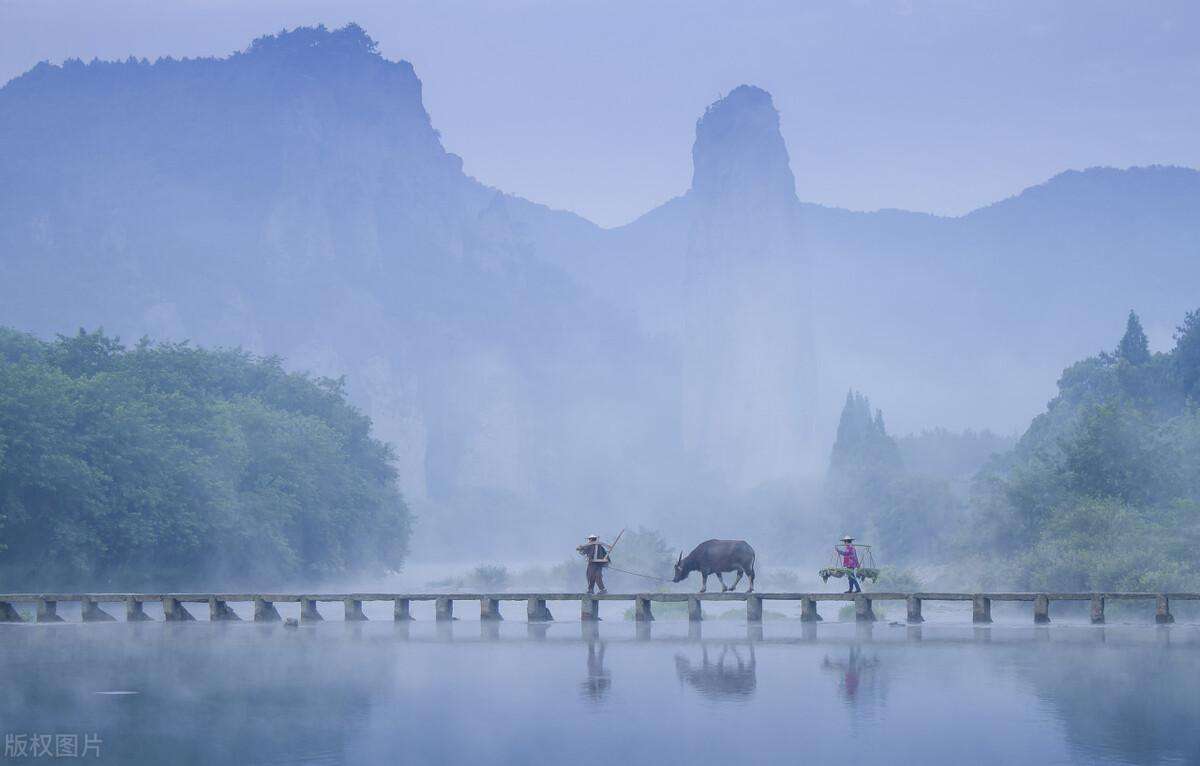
[2,24,1197,555]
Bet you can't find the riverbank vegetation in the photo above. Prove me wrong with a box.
[0,328,411,589]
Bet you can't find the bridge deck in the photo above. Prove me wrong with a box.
[0,591,1193,625]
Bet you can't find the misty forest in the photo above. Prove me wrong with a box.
[2,25,1199,594]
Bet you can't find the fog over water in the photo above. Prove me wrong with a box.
[4,619,1199,766]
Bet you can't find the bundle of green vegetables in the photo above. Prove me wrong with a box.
[819,567,880,584]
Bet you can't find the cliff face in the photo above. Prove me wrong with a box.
[3,25,1199,554]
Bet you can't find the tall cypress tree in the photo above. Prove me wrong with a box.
[1117,310,1151,366]
[1174,308,1200,400]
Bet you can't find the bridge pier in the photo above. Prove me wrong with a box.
[527,598,553,622]
[0,601,25,622]
[480,598,503,621]
[82,597,117,622]
[906,596,924,623]
[36,599,64,623]
[435,597,455,622]
[125,598,152,622]
[800,596,822,622]
[1034,595,1051,624]
[580,596,599,622]
[972,595,993,624]
[254,598,282,622]
[209,598,241,621]
[855,595,876,622]
[1090,595,1106,624]
[344,599,368,621]
[1156,595,1174,624]
[687,596,703,622]
[300,598,324,623]
[635,596,654,622]
[746,594,763,622]
[163,597,196,622]
[394,598,414,621]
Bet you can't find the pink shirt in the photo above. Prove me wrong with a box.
[836,544,860,569]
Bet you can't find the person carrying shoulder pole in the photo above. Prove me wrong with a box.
[836,535,862,594]
[576,534,610,594]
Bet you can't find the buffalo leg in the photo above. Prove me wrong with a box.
[700,573,709,593]
[747,569,755,592]
[730,570,744,591]
[716,572,729,592]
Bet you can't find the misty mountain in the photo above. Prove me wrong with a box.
[2,24,1198,557]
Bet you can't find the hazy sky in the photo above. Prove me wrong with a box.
[2,0,1197,227]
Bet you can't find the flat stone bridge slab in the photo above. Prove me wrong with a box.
[0,591,1195,625]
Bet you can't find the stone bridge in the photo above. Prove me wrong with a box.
[0,591,1193,625]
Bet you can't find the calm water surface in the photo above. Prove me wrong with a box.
[3,605,1199,766]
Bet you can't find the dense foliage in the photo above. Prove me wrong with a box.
[0,328,411,589]
[825,391,966,564]
[972,309,1200,590]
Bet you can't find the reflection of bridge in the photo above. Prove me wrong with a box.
[1,591,1193,624]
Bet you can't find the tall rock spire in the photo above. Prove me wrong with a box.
[681,85,817,487]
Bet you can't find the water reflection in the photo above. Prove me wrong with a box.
[580,639,611,702]
[821,645,881,705]
[674,644,757,699]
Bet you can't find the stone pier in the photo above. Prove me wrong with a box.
[36,599,64,623]
[972,595,993,624]
[527,598,553,622]
[1034,594,1051,624]
[801,596,822,622]
[254,598,282,622]
[906,596,924,623]
[394,598,414,621]
[635,596,654,622]
[1090,595,1106,624]
[125,598,152,622]
[1156,595,1174,624]
[300,597,323,623]
[435,597,455,622]
[162,597,195,622]
[82,597,117,622]
[209,598,241,621]
[687,596,703,622]
[344,599,368,621]
[480,598,503,621]
[855,595,876,622]
[746,594,763,622]
[0,601,25,622]
[580,596,600,622]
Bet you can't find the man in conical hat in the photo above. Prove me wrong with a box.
[575,534,610,595]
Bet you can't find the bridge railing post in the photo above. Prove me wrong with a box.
[1034,594,1051,624]
[972,595,992,624]
[906,596,923,624]
[1156,595,1174,624]
[1090,594,1105,625]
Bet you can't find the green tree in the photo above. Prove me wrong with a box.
[1117,310,1151,365]
[1175,308,1200,401]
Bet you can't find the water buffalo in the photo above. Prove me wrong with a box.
[673,539,756,593]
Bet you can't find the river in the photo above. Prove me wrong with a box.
[2,609,1198,765]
